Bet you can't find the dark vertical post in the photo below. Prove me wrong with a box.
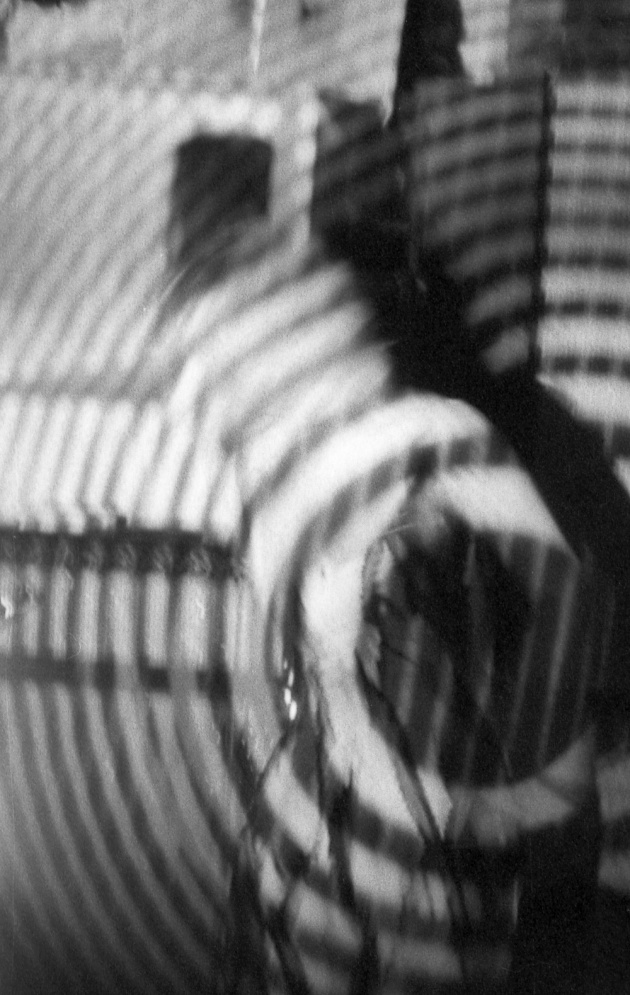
[391,0,465,125]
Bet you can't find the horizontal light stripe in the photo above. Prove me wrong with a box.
[540,373,630,426]
[540,316,630,363]
[429,465,568,546]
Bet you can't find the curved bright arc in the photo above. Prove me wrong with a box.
[246,395,489,608]
[236,349,391,504]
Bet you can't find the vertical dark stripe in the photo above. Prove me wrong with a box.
[535,557,579,767]
[529,70,554,372]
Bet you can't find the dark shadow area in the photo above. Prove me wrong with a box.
[560,0,630,72]
[392,0,465,126]
[594,888,630,994]
[166,132,273,306]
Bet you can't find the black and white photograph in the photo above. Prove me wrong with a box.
[0,2,628,993]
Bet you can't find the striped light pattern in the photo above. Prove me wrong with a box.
[542,77,630,467]
[0,74,319,538]
[0,532,242,995]
[0,74,282,397]
[0,254,517,993]
[0,66,515,986]
[405,75,548,363]
[0,2,629,993]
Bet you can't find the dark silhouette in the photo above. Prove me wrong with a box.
[168,133,273,284]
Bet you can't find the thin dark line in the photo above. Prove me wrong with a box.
[531,71,555,368]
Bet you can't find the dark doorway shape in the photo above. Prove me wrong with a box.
[168,133,274,288]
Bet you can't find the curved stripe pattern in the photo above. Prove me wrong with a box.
[0,533,239,994]
[405,75,548,362]
[0,2,630,994]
